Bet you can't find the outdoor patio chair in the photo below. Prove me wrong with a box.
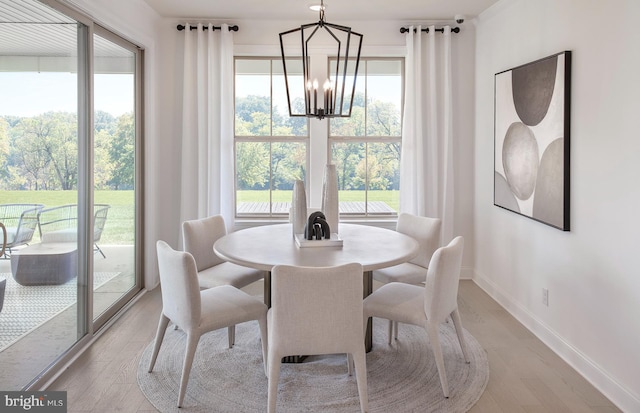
[0,203,44,258]
[38,204,111,258]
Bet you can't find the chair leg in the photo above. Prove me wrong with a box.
[387,320,400,344]
[451,309,470,363]
[228,325,236,348]
[347,353,354,376]
[94,243,106,258]
[257,315,268,377]
[352,349,369,413]
[177,332,201,408]
[267,351,282,413]
[148,314,170,372]
[427,322,449,398]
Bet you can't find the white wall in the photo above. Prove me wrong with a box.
[474,0,640,410]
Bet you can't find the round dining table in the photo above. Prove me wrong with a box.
[214,222,419,353]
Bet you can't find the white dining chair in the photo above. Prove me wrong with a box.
[372,212,441,341]
[267,263,368,413]
[183,215,265,290]
[183,215,265,346]
[149,241,268,408]
[364,236,469,398]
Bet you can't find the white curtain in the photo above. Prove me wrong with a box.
[180,23,235,233]
[399,25,455,244]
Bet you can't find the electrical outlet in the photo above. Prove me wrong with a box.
[542,288,549,306]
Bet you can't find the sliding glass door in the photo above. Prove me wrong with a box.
[92,27,141,329]
[0,0,143,389]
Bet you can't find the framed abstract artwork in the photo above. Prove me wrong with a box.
[494,51,571,231]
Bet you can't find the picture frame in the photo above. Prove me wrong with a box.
[494,51,571,231]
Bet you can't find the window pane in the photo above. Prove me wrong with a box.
[235,58,309,217]
[367,142,400,214]
[93,32,137,322]
[273,59,307,136]
[329,58,402,217]
[366,60,402,136]
[332,141,365,214]
[272,142,306,213]
[330,63,365,137]
[0,6,81,389]
[236,141,270,214]
[235,59,271,136]
[331,57,359,116]
[272,142,306,189]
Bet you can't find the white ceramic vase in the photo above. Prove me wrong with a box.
[321,164,339,236]
[291,180,307,237]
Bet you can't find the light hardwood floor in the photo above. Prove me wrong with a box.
[48,280,621,412]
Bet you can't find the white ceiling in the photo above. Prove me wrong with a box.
[0,0,132,58]
[143,0,500,22]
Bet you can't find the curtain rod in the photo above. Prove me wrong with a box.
[400,26,460,34]
[177,24,239,32]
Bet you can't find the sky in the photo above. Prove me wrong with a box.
[0,72,134,117]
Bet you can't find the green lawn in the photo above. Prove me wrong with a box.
[0,190,134,244]
[237,190,399,212]
[1,189,398,245]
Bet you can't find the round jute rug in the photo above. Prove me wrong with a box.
[138,318,488,412]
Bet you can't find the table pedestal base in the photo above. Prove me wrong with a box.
[282,355,307,363]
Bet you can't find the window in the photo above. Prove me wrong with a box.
[234,58,308,217]
[0,0,143,390]
[330,59,403,217]
[233,57,403,219]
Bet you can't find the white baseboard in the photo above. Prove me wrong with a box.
[471,269,638,413]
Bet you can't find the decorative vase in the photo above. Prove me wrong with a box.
[321,164,339,236]
[291,180,307,237]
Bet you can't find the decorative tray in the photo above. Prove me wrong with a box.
[294,233,343,248]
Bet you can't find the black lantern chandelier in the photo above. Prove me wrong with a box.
[279,0,363,120]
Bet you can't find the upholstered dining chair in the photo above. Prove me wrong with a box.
[182,215,265,290]
[372,212,441,340]
[183,215,265,346]
[364,236,469,398]
[267,263,368,413]
[149,241,268,408]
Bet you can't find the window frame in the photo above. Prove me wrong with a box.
[233,56,310,219]
[232,55,404,220]
[328,57,405,218]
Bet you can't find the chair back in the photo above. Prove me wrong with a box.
[182,215,227,272]
[93,204,110,242]
[0,203,44,227]
[0,204,44,247]
[270,263,364,356]
[424,236,464,324]
[396,213,441,268]
[156,240,202,331]
[11,206,42,247]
